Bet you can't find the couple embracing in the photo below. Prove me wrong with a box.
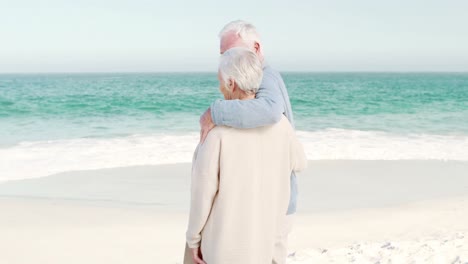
[184,20,307,264]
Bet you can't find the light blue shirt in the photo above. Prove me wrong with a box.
[210,65,298,215]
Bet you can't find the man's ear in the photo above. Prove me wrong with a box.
[254,42,261,54]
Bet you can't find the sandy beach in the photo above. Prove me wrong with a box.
[1,160,467,263]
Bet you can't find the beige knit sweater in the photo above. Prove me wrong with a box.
[186,116,307,264]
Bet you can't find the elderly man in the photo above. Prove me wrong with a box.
[185,47,306,264]
[199,20,298,261]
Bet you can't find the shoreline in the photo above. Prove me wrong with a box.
[2,129,468,182]
[1,160,467,212]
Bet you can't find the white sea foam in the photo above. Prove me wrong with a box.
[1,129,468,182]
[297,129,468,161]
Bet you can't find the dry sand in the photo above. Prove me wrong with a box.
[1,161,467,263]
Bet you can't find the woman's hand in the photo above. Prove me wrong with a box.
[191,247,207,264]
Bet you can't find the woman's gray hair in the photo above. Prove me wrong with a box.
[219,47,263,95]
[218,20,261,46]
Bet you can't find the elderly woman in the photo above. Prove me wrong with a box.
[185,47,307,264]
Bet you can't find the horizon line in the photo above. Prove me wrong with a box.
[1,70,468,74]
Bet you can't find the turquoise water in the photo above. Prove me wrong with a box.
[1,72,467,146]
[2,72,468,181]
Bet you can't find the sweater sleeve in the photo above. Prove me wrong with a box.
[290,133,307,172]
[186,131,221,248]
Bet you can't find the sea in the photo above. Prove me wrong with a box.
[1,72,467,181]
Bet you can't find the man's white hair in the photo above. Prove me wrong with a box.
[218,20,261,45]
[219,47,263,95]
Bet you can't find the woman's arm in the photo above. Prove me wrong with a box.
[186,131,221,249]
[290,133,307,172]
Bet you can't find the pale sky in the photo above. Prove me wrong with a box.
[1,0,468,72]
